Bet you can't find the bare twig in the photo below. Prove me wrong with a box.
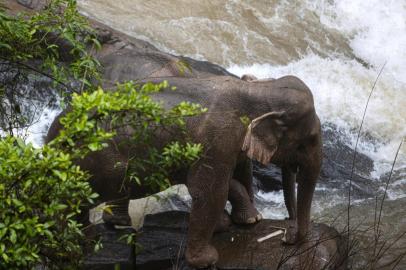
[347,62,386,251]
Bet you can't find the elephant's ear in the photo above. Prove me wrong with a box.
[242,111,285,165]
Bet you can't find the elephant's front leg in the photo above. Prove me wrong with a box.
[284,142,321,244]
[228,178,262,224]
[233,157,255,201]
[185,161,230,268]
[229,157,262,224]
[296,166,318,241]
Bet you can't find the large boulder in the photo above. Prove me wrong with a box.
[136,211,348,270]
[15,0,46,10]
[89,19,237,87]
[319,124,376,198]
[82,224,135,270]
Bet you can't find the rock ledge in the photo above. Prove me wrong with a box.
[137,211,348,270]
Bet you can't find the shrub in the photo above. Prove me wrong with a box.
[0,80,205,269]
[0,136,96,268]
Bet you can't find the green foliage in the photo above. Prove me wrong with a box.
[0,137,96,269]
[0,0,100,86]
[0,7,101,268]
[175,59,193,76]
[0,0,100,135]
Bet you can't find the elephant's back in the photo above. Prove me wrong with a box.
[274,76,312,95]
[147,76,238,109]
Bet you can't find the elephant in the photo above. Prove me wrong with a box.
[46,74,322,268]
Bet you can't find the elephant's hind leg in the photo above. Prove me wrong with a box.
[229,178,262,224]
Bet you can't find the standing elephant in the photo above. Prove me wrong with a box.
[46,74,321,268]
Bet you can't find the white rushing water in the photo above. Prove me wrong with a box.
[25,107,61,147]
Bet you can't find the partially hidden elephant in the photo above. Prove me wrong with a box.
[46,74,322,268]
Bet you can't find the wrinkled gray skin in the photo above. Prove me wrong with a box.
[46,44,322,267]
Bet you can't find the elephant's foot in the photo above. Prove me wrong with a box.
[282,222,310,245]
[231,205,262,224]
[185,244,218,268]
[214,210,231,232]
[282,223,299,244]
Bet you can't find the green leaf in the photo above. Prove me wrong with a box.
[15,137,25,149]
[10,229,17,244]
[2,252,9,262]
[54,204,68,210]
[0,43,12,50]
[53,170,67,181]
[240,115,251,127]
[102,205,113,215]
[88,143,100,151]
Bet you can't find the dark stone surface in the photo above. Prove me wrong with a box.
[136,211,190,270]
[137,211,348,270]
[320,123,376,198]
[82,224,135,270]
[90,19,237,88]
[16,0,46,10]
[253,162,283,193]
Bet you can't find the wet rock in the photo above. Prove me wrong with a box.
[89,185,192,230]
[320,123,376,198]
[253,161,283,193]
[136,211,348,270]
[82,224,135,270]
[98,48,236,88]
[16,0,46,10]
[128,185,191,230]
[84,19,237,86]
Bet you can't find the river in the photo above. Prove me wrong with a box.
[28,0,406,268]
